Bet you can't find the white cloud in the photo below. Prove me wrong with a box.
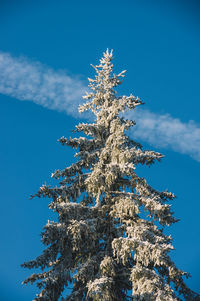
[0,51,87,117]
[0,51,200,161]
[128,109,200,162]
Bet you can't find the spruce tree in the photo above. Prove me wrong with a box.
[22,50,199,301]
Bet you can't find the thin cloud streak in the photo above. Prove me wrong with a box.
[128,109,200,162]
[0,51,87,117]
[0,51,199,161]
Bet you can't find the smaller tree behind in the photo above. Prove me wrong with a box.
[22,50,200,301]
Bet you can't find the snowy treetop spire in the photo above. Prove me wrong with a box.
[22,50,199,301]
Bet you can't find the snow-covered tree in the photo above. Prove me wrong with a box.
[22,50,199,301]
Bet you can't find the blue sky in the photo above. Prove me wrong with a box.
[0,0,200,300]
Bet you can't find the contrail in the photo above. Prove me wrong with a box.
[0,51,199,161]
[128,109,200,162]
[0,51,87,117]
